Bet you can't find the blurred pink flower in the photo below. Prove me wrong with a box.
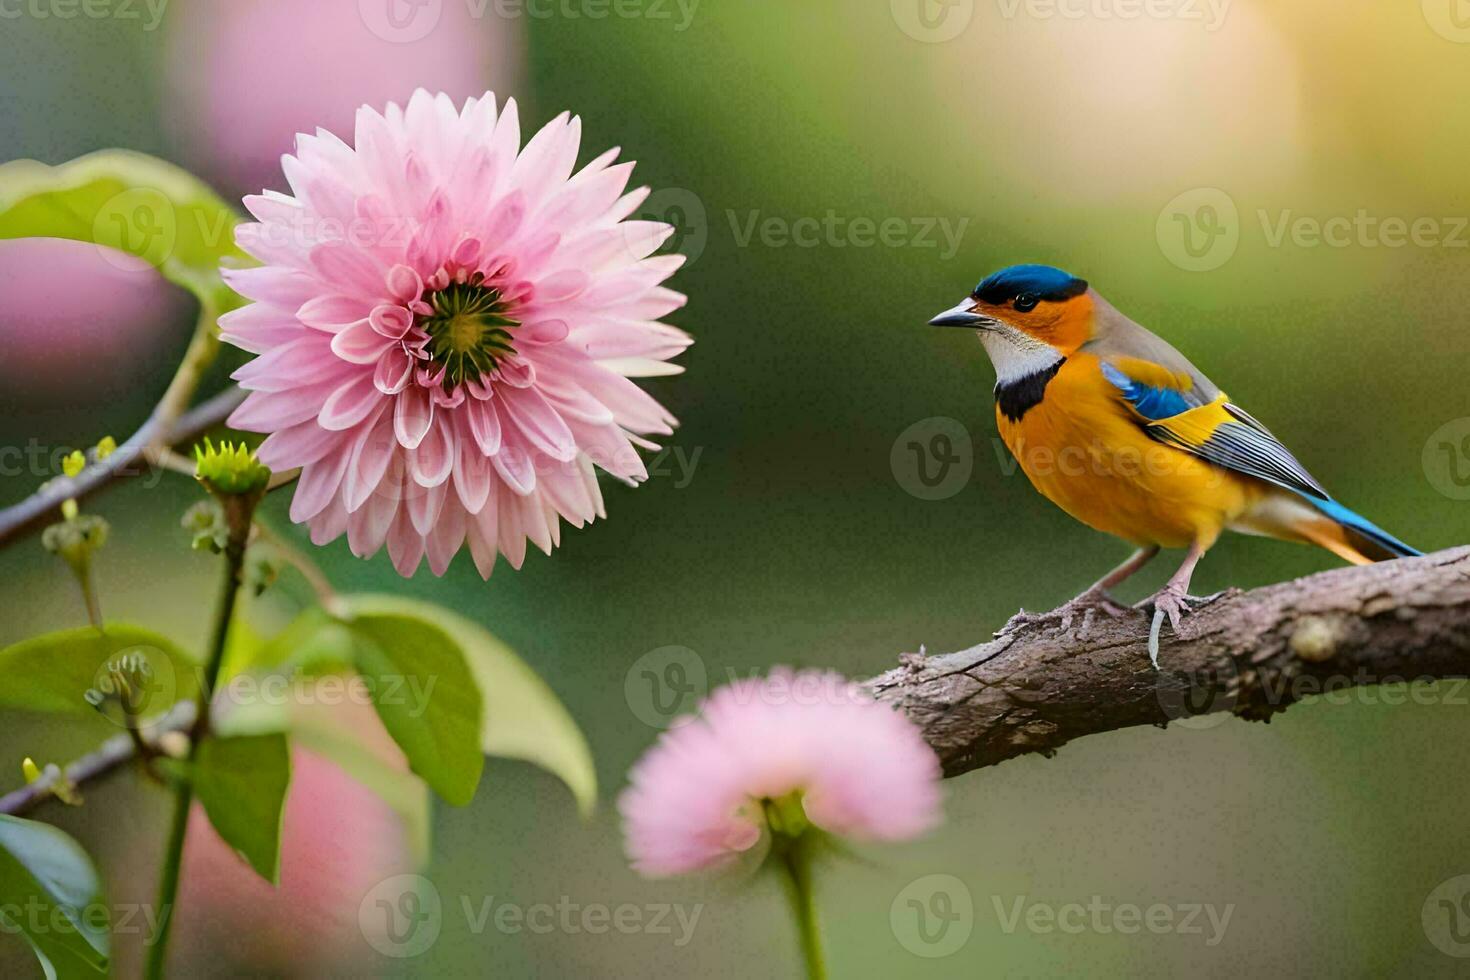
[0,238,189,403]
[619,668,942,877]
[224,90,690,578]
[166,0,519,196]
[177,745,415,974]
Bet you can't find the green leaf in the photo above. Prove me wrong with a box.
[0,150,245,315]
[339,609,485,807]
[192,734,291,883]
[0,815,108,978]
[339,596,596,816]
[216,695,433,868]
[222,608,356,684]
[0,626,197,727]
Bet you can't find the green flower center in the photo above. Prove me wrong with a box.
[761,791,810,840]
[419,282,520,389]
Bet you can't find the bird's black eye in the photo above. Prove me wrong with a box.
[1014,294,1039,313]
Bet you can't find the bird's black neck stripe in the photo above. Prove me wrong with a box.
[995,358,1064,422]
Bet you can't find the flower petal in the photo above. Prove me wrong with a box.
[498,387,577,462]
[290,443,352,523]
[464,397,503,456]
[408,419,455,488]
[344,410,398,513]
[298,294,374,331]
[374,346,414,394]
[319,375,386,431]
[330,320,396,365]
[393,386,435,450]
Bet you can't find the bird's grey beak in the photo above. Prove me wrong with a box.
[928,297,990,328]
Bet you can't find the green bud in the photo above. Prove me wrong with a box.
[194,438,271,497]
[42,513,108,628]
[42,513,110,565]
[182,500,229,554]
[245,553,281,597]
[61,450,85,479]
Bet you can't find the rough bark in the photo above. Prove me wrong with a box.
[867,547,1470,778]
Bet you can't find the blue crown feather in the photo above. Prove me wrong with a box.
[974,264,1088,304]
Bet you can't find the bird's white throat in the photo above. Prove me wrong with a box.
[978,326,1065,386]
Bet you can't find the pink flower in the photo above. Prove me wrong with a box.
[619,669,943,877]
[222,90,690,577]
[165,0,519,197]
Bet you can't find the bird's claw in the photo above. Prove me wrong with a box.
[997,589,1133,638]
[1140,590,1226,667]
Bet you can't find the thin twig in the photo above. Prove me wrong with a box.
[0,702,195,817]
[253,521,337,606]
[0,387,245,548]
[144,447,200,478]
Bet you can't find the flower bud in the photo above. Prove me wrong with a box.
[41,513,110,566]
[182,500,229,554]
[194,438,271,497]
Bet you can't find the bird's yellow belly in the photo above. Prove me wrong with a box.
[997,375,1259,549]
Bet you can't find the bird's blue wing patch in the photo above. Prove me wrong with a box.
[1103,360,1331,500]
[1100,361,1195,420]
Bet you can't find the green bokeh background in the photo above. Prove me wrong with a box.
[4,1,1470,976]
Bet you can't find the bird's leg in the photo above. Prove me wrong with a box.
[1139,541,1224,667]
[1000,546,1159,636]
[1072,545,1161,616]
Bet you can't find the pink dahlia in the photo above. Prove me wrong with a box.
[221,89,689,577]
[619,668,943,877]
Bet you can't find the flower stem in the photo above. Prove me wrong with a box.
[144,503,252,980]
[74,555,103,630]
[776,837,828,980]
[252,521,337,607]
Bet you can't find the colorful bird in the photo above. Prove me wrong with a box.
[929,264,1420,664]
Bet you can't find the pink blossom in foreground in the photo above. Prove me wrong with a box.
[222,89,690,577]
[619,669,943,877]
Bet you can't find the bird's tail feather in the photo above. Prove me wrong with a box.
[1232,491,1421,564]
[1300,496,1421,564]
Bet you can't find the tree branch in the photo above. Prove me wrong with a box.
[0,702,196,817]
[0,387,245,548]
[867,547,1470,778]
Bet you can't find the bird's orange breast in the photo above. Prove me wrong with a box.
[995,354,1261,549]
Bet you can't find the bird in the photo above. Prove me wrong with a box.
[928,263,1421,665]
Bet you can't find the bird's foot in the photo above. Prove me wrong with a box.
[997,588,1134,638]
[1138,588,1227,668]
